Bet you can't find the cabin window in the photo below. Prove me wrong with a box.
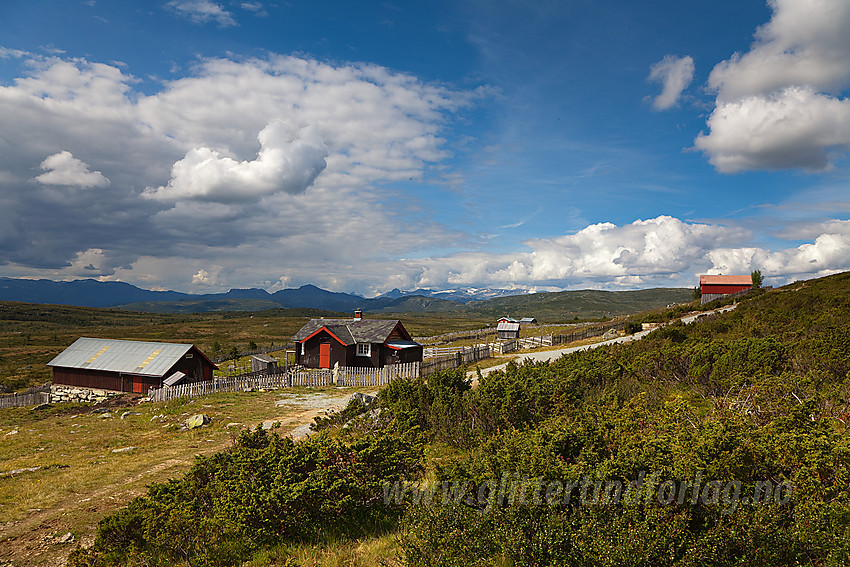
[356,343,371,357]
[185,353,193,359]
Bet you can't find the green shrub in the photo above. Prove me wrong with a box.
[70,429,421,567]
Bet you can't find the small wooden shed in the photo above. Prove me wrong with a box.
[496,317,520,340]
[251,354,278,373]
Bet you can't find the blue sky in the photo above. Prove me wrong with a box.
[1,0,849,295]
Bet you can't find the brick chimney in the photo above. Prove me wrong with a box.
[354,309,362,320]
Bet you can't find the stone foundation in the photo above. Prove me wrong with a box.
[49,385,119,404]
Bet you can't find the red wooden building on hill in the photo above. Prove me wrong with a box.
[699,275,752,305]
[292,311,422,369]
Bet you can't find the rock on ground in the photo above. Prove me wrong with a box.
[185,414,211,429]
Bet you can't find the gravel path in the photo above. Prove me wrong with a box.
[469,304,737,380]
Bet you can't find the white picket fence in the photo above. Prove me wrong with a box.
[147,362,420,403]
[337,362,420,386]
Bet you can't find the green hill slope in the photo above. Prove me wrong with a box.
[465,286,693,319]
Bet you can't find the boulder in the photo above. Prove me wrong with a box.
[348,392,376,407]
[185,414,211,429]
[111,446,136,453]
[55,532,75,544]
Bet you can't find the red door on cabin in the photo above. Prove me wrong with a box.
[132,376,144,393]
[319,343,331,369]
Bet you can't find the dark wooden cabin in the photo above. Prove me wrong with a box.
[293,313,422,369]
[48,337,217,393]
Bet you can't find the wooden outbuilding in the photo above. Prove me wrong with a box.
[496,317,520,340]
[699,275,752,304]
[48,337,217,394]
[251,354,278,373]
[292,313,422,369]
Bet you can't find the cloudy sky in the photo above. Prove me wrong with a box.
[1,0,849,296]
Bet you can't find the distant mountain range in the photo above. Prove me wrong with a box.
[0,278,525,310]
[378,287,530,303]
[0,277,694,320]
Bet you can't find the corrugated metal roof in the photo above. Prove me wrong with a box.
[163,371,187,387]
[497,321,520,332]
[47,337,194,377]
[700,275,752,285]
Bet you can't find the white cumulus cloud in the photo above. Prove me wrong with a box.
[647,55,694,110]
[34,151,110,187]
[395,216,750,290]
[697,0,850,172]
[695,86,850,173]
[0,52,472,288]
[167,0,237,26]
[143,121,328,202]
[708,219,850,279]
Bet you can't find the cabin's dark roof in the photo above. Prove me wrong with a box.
[293,318,413,345]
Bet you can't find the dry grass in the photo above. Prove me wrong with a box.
[244,532,404,566]
[0,385,372,567]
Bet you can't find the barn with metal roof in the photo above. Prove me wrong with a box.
[292,312,422,369]
[47,337,217,393]
[699,275,753,305]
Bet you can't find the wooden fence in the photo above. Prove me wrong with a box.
[420,345,490,376]
[337,362,420,386]
[415,328,496,345]
[550,322,624,346]
[491,322,625,354]
[0,384,51,409]
[147,362,421,403]
[211,343,296,364]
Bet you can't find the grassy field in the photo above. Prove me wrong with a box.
[0,385,380,567]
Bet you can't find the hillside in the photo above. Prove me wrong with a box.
[116,298,287,313]
[60,272,850,566]
[463,287,694,319]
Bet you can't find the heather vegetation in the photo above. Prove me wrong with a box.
[69,273,850,566]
